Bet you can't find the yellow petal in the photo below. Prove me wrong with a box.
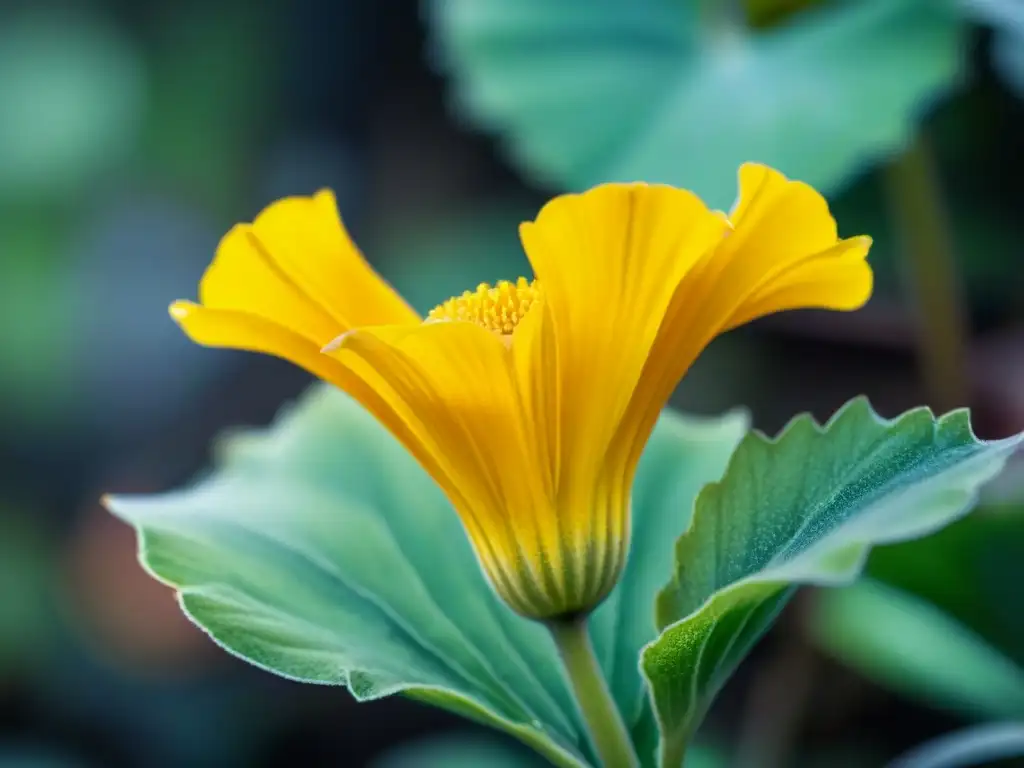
[715,164,873,328]
[612,165,874,475]
[723,236,874,330]
[195,190,417,348]
[171,299,433,493]
[325,319,613,619]
[169,301,377,402]
[728,162,837,254]
[518,184,729,516]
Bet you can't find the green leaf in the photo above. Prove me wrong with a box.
[106,384,745,768]
[812,580,1024,720]
[640,398,1022,767]
[427,0,964,208]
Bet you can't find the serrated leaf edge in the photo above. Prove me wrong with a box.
[636,397,1022,766]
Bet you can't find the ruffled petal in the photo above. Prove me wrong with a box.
[612,164,873,476]
[723,236,873,330]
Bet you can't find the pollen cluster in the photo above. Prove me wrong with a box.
[428,277,539,335]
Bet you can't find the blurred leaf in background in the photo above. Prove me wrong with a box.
[0,1,286,443]
[0,10,144,201]
[138,0,280,215]
[811,503,1024,720]
[427,0,965,209]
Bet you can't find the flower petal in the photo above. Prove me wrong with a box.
[170,301,364,393]
[612,165,874,475]
[723,236,873,330]
[195,190,417,347]
[325,320,581,617]
[517,183,729,510]
[728,162,838,252]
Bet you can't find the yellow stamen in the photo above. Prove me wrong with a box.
[427,277,539,336]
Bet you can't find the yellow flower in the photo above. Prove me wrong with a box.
[171,164,872,621]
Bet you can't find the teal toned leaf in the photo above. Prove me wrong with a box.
[812,580,1024,720]
[428,0,964,208]
[639,398,1022,767]
[106,384,744,768]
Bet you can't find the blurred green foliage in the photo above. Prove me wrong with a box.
[428,0,963,209]
[139,2,279,214]
[812,504,1024,719]
[0,12,143,201]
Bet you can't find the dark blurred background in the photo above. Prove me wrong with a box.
[1,1,1023,766]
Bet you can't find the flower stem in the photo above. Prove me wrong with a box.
[884,133,969,413]
[547,617,640,768]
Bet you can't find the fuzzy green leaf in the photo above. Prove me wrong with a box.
[640,398,1022,767]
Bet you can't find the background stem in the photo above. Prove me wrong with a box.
[547,617,640,768]
[884,134,970,413]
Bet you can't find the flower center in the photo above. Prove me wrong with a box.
[427,277,539,336]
